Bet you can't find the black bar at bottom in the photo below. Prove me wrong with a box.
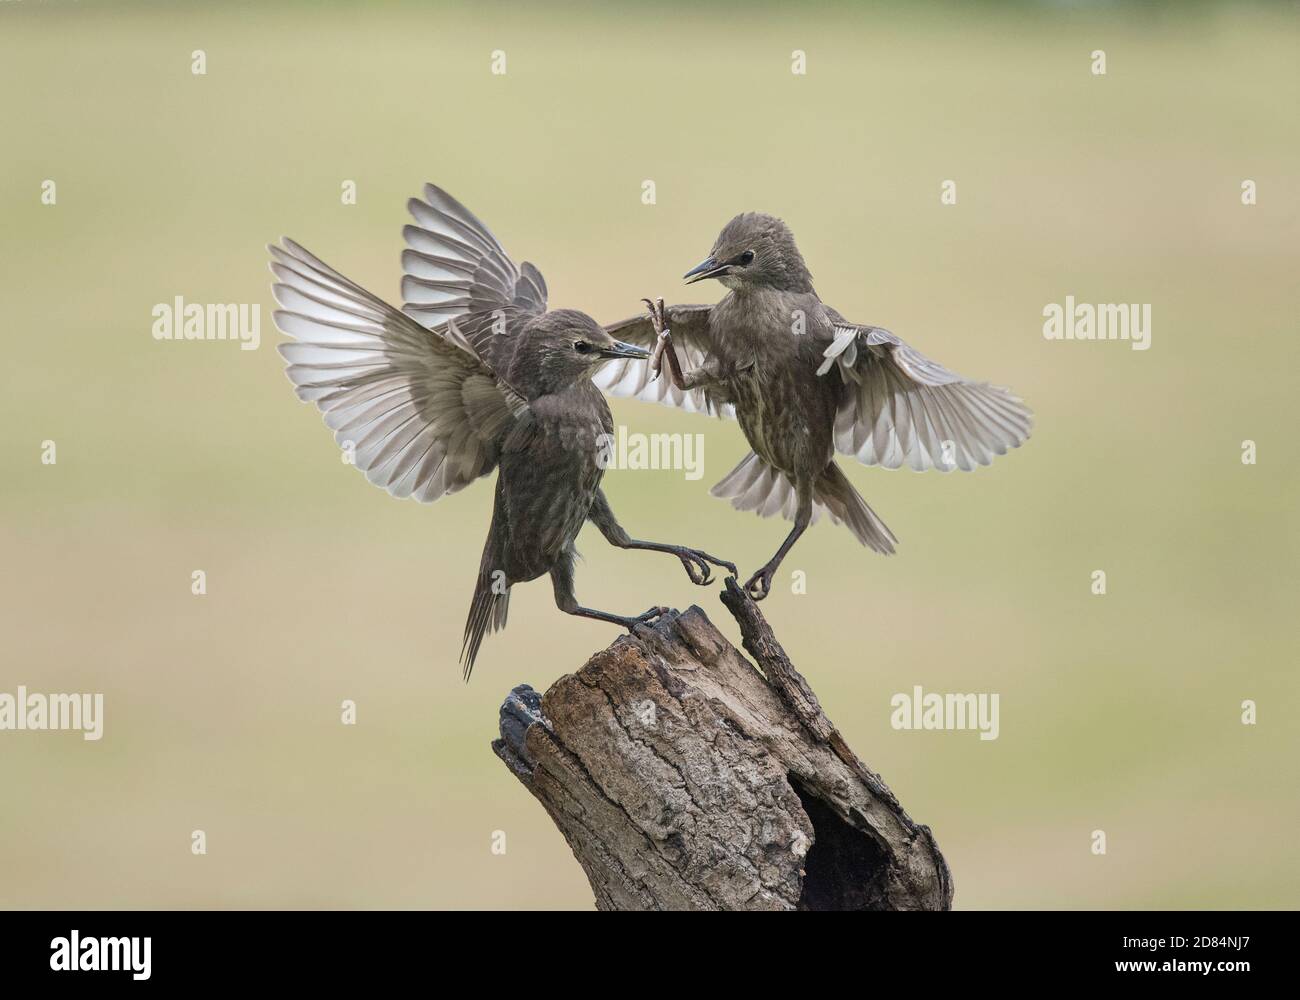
[0,909,1282,986]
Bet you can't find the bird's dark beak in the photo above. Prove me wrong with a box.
[683,256,729,284]
[599,339,649,360]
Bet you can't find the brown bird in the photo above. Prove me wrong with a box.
[597,212,1032,600]
[269,184,735,677]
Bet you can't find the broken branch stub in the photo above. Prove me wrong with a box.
[492,580,953,911]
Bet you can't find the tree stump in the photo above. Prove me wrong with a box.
[492,579,953,911]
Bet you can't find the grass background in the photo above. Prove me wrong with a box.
[1,0,1296,908]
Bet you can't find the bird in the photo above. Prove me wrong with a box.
[595,211,1033,601]
[268,183,736,677]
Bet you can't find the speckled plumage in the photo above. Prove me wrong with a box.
[271,184,735,677]
[600,212,1033,599]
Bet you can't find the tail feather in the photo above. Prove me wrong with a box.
[461,572,511,681]
[710,452,897,555]
[815,462,897,555]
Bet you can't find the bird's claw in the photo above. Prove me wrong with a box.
[642,297,671,378]
[743,566,774,601]
[641,296,668,334]
[677,547,738,587]
[632,606,669,626]
[678,551,713,586]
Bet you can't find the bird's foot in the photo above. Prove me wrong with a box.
[641,296,669,335]
[625,606,670,629]
[743,565,775,602]
[673,546,738,586]
[641,296,672,377]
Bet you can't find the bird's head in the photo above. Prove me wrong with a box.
[683,212,813,293]
[512,309,648,397]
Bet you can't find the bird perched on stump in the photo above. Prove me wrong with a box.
[269,184,736,677]
[597,212,1032,600]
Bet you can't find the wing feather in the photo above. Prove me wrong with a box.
[596,304,735,418]
[269,237,524,503]
[820,322,1032,472]
[399,184,548,368]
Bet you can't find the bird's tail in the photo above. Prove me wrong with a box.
[814,462,897,555]
[461,566,511,682]
[710,452,897,555]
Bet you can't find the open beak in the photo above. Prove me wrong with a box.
[683,256,730,284]
[599,339,649,360]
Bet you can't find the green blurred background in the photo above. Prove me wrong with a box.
[2,0,1296,909]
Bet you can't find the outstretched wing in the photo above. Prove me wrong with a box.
[270,237,525,503]
[596,304,733,417]
[400,183,547,370]
[819,318,1032,472]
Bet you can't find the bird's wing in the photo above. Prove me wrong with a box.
[400,183,547,370]
[819,319,1032,472]
[595,304,734,417]
[270,237,527,503]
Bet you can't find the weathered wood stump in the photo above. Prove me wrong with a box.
[493,579,953,911]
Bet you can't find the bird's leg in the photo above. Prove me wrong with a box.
[744,482,813,601]
[549,560,668,630]
[622,540,737,586]
[642,297,691,390]
[588,489,737,585]
[566,603,670,629]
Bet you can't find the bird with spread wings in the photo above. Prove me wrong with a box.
[270,184,735,677]
[595,211,1032,600]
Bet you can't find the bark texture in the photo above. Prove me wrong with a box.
[493,579,953,911]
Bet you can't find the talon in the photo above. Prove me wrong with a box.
[744,568,773,602]
[642,297,669,335]
[695,549,738,580]
[678,548,727,587]
[633,605,669,626]
[643,297,672,378]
